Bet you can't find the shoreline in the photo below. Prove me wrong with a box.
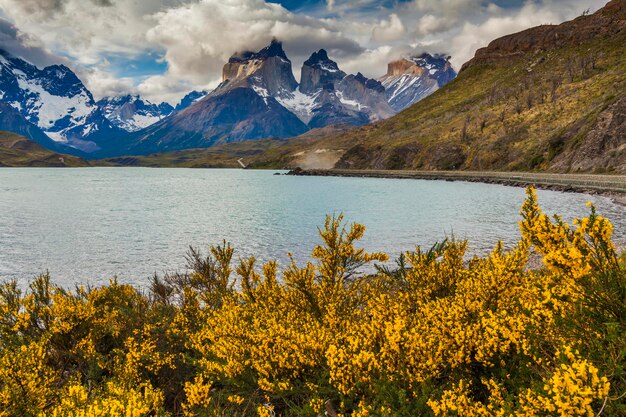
[287,168,626,206]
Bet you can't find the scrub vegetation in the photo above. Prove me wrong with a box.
[1,188,625,416]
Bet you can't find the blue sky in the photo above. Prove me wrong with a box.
[0,0,607,103]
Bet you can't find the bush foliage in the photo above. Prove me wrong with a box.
[1,188,624,416]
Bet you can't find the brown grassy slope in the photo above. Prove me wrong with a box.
[100,125,351,168]
[254,0,626,172]
[0,131,89,167]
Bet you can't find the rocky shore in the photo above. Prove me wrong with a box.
[287,168,626,205]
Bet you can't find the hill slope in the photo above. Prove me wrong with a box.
[323,0,626,173]
[96,0,625,171]
[182,0,620,173]
[0,131,88,167]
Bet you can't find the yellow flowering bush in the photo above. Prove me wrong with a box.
[0,188,624,416]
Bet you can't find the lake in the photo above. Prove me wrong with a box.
[0,168,624,288]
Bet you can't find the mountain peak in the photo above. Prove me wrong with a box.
[304,49,330,65]
[229,39,289,64]
[260,38,288,60]
[97,94,173,132]
[379,53,456,112]
[299,49,346,94]
[174,90,208,112]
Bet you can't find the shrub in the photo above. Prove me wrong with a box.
[0,188,623,416]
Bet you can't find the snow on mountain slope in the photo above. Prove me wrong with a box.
[97,95,174,132]
[0,49,119,152]
[379,53,457,112]
[282,49,393,127]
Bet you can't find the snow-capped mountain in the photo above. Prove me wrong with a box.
[174,90,208,112]
[278,48,393,127]
[379,53,457,112]
[97,95,174,132]
[125,41,397,156]
[0,49,121,153]
[0,43,457,158]
[125,40,309,155]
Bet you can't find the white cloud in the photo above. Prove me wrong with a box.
[416,14,454,35]
[78,67,138,100]
[0,17,70,67]
[371,13,406,42]
[0,0,612,102]
[144,0,362,97]
[0,0,175,64]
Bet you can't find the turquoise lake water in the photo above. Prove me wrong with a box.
[0,168,624,288]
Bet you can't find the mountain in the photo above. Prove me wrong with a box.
[174,90,209,112]
[0,41,454,158]
[274,0,625,173]
[121,41,309,155]
[0,102,73,154]
[379,53,456,112]
[0,50,122,153]
[0,130,88,167]
[97,95,174,132]
[154,0,624,173]
[279,49,394,128]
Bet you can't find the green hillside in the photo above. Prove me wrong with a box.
[0,131,88,167]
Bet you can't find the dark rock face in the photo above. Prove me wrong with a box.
[228,39,289,63]
[379,53,457,112]
[174,90,208,112]
[461,0,626,72]
[307,96,370,129]
[336,73,392,121]
[299,49,346,94]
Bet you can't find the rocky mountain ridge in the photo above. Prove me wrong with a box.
[379,54,457,112]
[0,49,122,153]
[271,0,626,174]
[97,95,174,132]
[0,40,455,157]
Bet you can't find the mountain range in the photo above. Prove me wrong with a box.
[0,42,454,158]
[115,0,625,173]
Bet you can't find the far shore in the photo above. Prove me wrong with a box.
[287,168,626,205]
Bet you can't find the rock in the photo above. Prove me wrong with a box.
[461,0,626,72]
[379,53,457,112]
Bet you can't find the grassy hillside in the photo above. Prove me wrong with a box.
[0,131,89,167]
[113,1,625,173]
[277,2,626,173]
[101,126,350,169]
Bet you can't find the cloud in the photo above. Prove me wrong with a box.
[416,14,455,35]
[0,0,611,102]
[0,0,173,64]
[371,13,406,42]
[0,18,70,67]
[146,0,363,88]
